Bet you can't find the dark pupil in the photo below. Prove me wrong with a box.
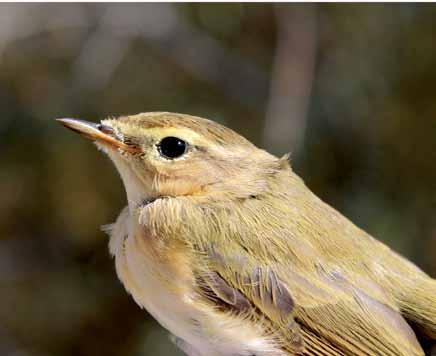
[158,136,187,159]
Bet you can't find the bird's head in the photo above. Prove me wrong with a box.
[58,112,286,209]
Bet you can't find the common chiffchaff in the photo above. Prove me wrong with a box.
[58,112,435,356]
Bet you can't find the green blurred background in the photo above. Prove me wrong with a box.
[0,3,435,356]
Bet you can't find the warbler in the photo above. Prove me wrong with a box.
[58,112,436,356]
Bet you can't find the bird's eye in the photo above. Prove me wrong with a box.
[157,136,187,159]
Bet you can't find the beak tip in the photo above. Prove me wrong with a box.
[56,118,83,127]
[55,117,131,152]
[56,117,101,137]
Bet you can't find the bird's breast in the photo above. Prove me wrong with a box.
[115,226,201,344]
[109,209,287,356]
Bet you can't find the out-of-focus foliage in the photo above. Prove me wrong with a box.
[0,4,434,356]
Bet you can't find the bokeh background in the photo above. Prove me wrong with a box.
[0,3,435,356]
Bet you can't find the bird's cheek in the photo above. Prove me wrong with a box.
[153,175,206,198]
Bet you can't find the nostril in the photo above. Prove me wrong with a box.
[97,124,114,135]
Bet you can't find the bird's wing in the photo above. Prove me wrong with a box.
[384,252,436,346]
[193,246,424,356]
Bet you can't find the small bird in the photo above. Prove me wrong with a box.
[58,112,436,356]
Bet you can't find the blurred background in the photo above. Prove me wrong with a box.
[0,3,435,356]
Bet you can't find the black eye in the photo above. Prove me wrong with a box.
[157,136,187,159]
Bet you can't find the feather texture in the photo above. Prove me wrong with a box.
[80,112,436,355]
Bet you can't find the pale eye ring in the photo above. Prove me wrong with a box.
[157,136,187,159]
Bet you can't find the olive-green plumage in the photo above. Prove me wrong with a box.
[59,112,436,356]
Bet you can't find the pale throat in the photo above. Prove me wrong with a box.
[107,151,152,212]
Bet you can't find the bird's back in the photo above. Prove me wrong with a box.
[183,167,436,355]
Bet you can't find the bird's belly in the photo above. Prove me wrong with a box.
[119,235,202,347]
[117,234,286,356]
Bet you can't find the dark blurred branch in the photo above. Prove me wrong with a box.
[0,4,92,62]
[72,4,269,112]
[71,7,132,91]
[263,4,317,155]
[0,325,19,355]
[0,4,269,112]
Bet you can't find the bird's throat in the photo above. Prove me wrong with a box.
[107,151,154,212]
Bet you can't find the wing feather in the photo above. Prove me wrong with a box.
[194,246,424,356]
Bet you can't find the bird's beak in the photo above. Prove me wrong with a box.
[57,118,141,153]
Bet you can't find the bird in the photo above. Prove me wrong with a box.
[58,112,436,356]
